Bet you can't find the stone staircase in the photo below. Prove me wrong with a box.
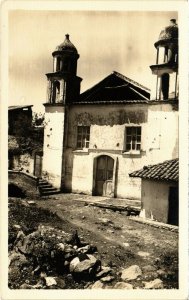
[38,179,61,196]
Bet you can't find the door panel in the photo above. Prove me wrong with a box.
[95,156,114,196]
[34,153,43,178]
[168,186,178,225]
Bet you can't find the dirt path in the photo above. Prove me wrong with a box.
[34,194,178,288]
[8,192,178,289]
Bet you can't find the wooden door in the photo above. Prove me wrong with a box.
[168,186,179,226]
[95,155,114,196]
[34,152,43,178]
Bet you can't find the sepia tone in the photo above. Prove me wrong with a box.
[7,9,181,293]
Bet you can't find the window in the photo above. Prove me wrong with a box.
[125,126,141,152]
[161,73,170,100]
[77,126,90,149]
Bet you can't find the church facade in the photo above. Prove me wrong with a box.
[42,20,179,200]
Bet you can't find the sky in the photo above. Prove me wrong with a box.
[9,10,178,112]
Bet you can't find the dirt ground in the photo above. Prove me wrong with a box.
[8,192,178,289]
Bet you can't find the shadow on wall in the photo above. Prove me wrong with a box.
[8,183,26,198]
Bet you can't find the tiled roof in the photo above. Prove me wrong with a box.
[8,105,33,111]
[129,158,178,182]
[72,99,149,105]
[78,71,150,104]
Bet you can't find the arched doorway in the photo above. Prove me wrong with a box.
[94,155,114,196]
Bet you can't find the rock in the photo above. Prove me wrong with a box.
[70,254,101,277]
[143,278,164,289]
[70,257,80,272]
[27,201,36,205]
[100,275,114,282]
[114,282,133,289]
[96,266,112,278]
[13,224,21,230]
[55,277,66,289]
[40,272,47,278]
[137,251,150,257]
[32,265,41,275]
[56,243,65,251]
[157,269,167,276]
[98,218,113,225]
[77,245,90,254]
[121,265,142,281]
[45,277,57,287]
[142,265,157,272]
[123,242,129,247]
[20,283,34,289]
[91,280,104,289]
[9,251,28,268]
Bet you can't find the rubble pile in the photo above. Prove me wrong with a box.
[8,224,115,289]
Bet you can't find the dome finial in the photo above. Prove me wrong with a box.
[170,19,177,26]
[65,34,69,40]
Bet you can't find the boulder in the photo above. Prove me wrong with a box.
[45,277,57,287]
[143,278,164,289]
[121,265,142,281]
[123,243,129,247]
[91,280,104,289]
[70,254,101,279]
[114,282,133,289]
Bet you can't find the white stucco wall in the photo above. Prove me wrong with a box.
[146,103,178,164]
[64,104,148,199]
[42,106,65,188]
[63,103,178,199]
[141,179,177,223]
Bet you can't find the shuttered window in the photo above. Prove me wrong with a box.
[125,126,141,151]
[77,126,90,149]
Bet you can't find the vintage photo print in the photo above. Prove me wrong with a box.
[1,1,188,300]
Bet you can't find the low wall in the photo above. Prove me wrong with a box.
[8,171,40,198]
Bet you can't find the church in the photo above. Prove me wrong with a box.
[41,19,178,200]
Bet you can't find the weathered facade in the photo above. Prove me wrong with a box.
[42,20,179,200]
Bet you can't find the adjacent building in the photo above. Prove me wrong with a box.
[129,158,178,225]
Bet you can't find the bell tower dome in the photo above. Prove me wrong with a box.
[46,34,82,104]
[150,19,178,100]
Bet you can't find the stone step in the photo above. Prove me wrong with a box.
[38,183,52,188]
[39,179,48,184]
[41,189,61,196]
[40,187,58,192]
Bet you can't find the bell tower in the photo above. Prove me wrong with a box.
[150,19,178,100]
[46,34,82,104]
[42,35,82,189]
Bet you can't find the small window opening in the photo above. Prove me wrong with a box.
[77,126,90,149]
[125,126,141,152]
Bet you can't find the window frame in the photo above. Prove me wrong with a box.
[124,126,142,153]
[76,125,90,150]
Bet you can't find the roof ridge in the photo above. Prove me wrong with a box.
[113,71,151,92]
